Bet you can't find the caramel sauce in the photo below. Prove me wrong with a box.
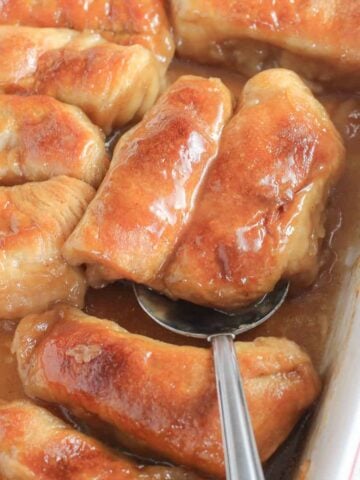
[0,59,359,478]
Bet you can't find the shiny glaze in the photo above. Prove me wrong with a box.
[65,69,344,310]
[0,60,358,480]
[170,0,360,89]
[164,69,345,309]
[0,401,202,480]
[63,75,233,285]
[0,26,161,133]
[0,0,174,69]
[0,95,109,187]
[0,176,94,320]
[13,304,320,479]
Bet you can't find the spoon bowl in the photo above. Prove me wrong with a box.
[134,280,290,480]
[134,279,290,339]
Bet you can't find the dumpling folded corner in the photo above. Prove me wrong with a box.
[0,95,109,187]
[0,176,95,320]
[0,0,175,71]
[170,0,360,89]
[0,400,203,480]
[13,304,321,479]
[0,26,162,134]
[162,68,345,309]
[63,75,233,287]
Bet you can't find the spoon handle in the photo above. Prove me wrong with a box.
[211,334,265,480]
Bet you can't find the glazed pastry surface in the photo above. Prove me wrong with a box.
[14,304,321,478]
[0,400,202,480]
[163,69,345,309]
[0,95,109,187]
[64,69,344,309]
[0,0,174,69]
[0,26,161,133]
[63,75,233,286]
[0,176,94,320]
[171,0,360,89]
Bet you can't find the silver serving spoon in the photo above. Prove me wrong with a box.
[134,280,290,480]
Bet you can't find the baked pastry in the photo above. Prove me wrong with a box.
[170,0,360,90]
[0,95,109,187]
[0,176,94,320]
[0,400,202,480]
[0,0,174,70]
[63,75,233,286]
[0,26,161,133]
[163,69,345,309]
[64,69,344,310]
[13,304,321,478]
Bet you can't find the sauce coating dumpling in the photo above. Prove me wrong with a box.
[0,176,94,320]
[13,304,320,479]
[0,26,161,133]
[65,69,344,310]
[170,0,360,90]
[0,0,174,70]
[0,95,109,187]
[63,75,233,286]
[164,69,345,309]
[0,401,202,480]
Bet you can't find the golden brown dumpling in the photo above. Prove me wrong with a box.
[0,95,109,187]
[13,304,321,478]
[0,176,94,320]
[63,75,233,286]
[0,26,161,133]
[170,0,360,90]
[0,0,174,70]
[64,69,344,311]
[163,69,345,309]
[0,400,202,480]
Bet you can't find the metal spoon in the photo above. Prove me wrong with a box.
[134,280,290,480]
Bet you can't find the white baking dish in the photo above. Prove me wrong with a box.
[298,255,360,479]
